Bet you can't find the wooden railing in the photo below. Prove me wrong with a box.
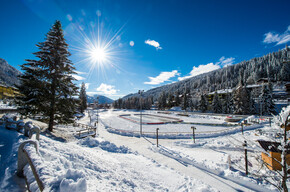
[74,123,97,138]
[17,140,44,191]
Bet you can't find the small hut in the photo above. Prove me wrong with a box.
[258,140,290,171]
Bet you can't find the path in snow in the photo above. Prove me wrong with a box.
[96,116,271,192]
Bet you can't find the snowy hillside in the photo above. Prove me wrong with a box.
[87,94,114,104]
[0,58,21,86]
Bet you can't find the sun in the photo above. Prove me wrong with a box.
[89,46,108,63]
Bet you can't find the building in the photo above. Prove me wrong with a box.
[0,84,21,100]
[258,140,290,171]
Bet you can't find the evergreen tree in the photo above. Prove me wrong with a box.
[174,91,181,106]
[212,91,222,113]
[198,94,208,113]
[222,92,232,114]
[17,21,78,131]
[79,82,87,113]
[158,91,167,110]
[233,85,252,115]
[167,93,174,109]
[182,92,188,111]
[233,70,253,115]
[259,84,276,115]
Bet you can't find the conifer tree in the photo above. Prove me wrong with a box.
[259,84,276,115]
[79,82,87,113]
[233,70,252,115]
[174,91,181,106]
[212,91,222,113]
[199,94,208,113]
[17,21,78,131]
[182,91,188,111]
[158,91,167,110]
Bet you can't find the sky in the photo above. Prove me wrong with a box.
[0,0,289,100]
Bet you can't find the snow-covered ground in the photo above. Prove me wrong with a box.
[100,110,264,139]
[0,108,288,191]
[0,100,16,109]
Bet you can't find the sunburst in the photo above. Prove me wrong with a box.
[68,12,127,81]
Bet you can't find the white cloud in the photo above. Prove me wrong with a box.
[66,14,73,21]
[145,39,162,50]
[75,71,87,75]
[144,70,179,85]
[72,74,85,81]
[178,63,221,81]
[130,41,134,47]
[96,83,118,95]
[178,56,235,81]
[216,56,235,67]
[263,25,290,45]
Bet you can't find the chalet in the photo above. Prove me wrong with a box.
[0,84,21,100]
[258,140,290,171]
[256,78,269,84]
[207,89,232,104]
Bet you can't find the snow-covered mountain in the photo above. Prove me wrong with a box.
[123,47,290,101]
[0,58,21,86]
[87,94,114,104]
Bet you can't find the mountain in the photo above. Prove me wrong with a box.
[87,94,114,104]
[0,58,21,86]
[123,46,290,101]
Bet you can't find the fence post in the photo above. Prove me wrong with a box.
[156,128,159,147]
[243,140,248,175]
[241,123,244,135]
[191,126,196,143]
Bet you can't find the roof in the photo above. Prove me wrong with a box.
[208,89,233,95]
[258,140,290,153]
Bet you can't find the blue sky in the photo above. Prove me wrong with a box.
[0,0,289,99]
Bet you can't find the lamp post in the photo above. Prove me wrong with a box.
[138,90,144,136]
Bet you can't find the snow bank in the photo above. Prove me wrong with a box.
[77,137,131,153]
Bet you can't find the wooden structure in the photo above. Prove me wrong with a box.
[74,123,97,138]
[258,140,290,171]
[0,84,21,99]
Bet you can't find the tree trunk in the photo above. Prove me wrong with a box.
[48,80,56,132]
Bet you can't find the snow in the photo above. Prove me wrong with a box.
[1,108,289,191]
[100,110,263,139]
[0,100,17,110]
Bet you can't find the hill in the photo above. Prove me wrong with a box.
[123,47,290,101]
[0,58,21,86]
[87,94,114,104]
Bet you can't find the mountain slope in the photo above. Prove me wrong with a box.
[87,94,114,104]
[0,58,21,86]
[123,47,290,100]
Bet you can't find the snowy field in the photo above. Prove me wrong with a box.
[100,110,262,139]
[0,108,288,191]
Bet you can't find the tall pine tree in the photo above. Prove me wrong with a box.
[198,94,208,113]
[259,83,276,115]
[212,91,222,113]
[17,21,78,131]
[79,82,87,113]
